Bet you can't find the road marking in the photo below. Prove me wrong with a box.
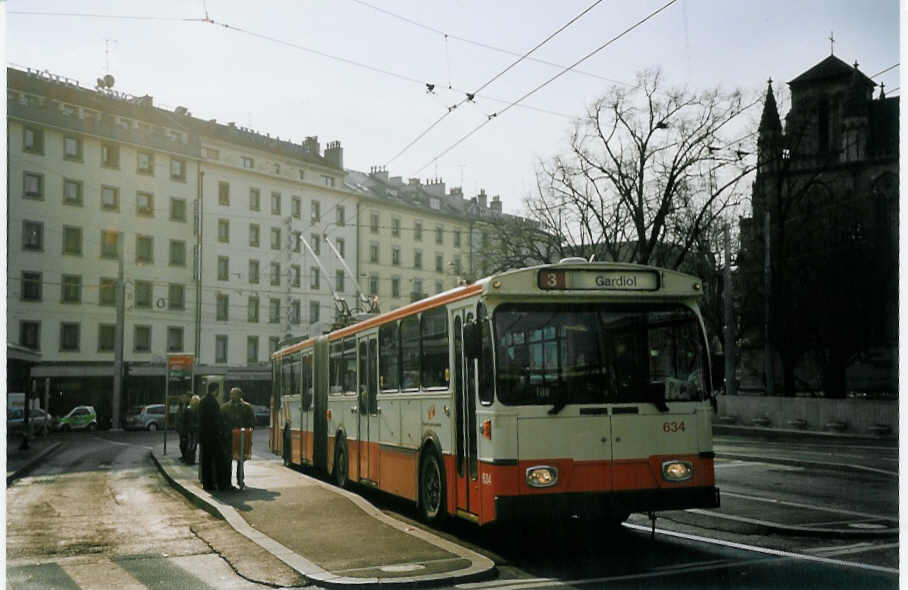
[715,461,804,471]
[63,559,146,590]
[807,542,899,557]
[721,490,898,522]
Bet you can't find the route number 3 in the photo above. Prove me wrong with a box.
[662,421,686,433]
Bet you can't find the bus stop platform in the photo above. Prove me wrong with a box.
[151,444,495,588]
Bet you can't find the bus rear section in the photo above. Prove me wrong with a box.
[469,295,719,525]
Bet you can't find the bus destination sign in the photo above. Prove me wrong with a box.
[538,269,659,291]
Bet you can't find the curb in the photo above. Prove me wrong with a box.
[713,424,898,443]
[150,451,496,588]
[716,452,898,479]
[681,508,899,539]
[6,441,63,487]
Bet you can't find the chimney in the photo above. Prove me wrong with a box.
[369,165,389,183]
[408,177,421,186]
[324,140,343,169]
[477,188,488,210]
[303,136,320,155]
[425,177,446,197]
[174,106,188,116]
[490,195,502,214]
[389,176,404,187]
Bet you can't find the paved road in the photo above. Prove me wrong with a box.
[6,430,305,590]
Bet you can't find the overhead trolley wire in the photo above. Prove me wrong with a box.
[386,0,604,166]
[415,0,681,175]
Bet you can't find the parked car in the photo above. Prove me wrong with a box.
[56,405,98,431]
[7,407,54,433]
[253,405,270,426]
[124,404,166,431]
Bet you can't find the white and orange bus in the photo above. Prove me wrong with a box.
[270,260,719,526]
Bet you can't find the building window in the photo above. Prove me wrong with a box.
[274,162,281,175]
[309,301,320,323]
[218,219,230,243]
[21,321,40,350]
[61,275,81,303]
[137,151,154,175]
[247,336,259,364]
[217,256,229,281]
[101,185,119,211]
[413,279,424,300]
[99,278,116,306]
[136,235,154,263]
[436,226,444,244]
[336,206,345,226]
[170,158,186,181]
[436,280,443,294]
[167,327,184,353]
[291,265,301,287]
[336,270,345,293]
[100,230,121,259]
[271,192,281,215]
[369,275,379,295]
[169,284,185,310]
[322,175,335,187]
[270,227,281,250]
[101,142,119,168]
[98,324,115,352]
[136,192,154,217]
[391,218,401,237]
[310,234,320,255]
[204,147,220,160]
[63,179,83,206]
[290,300,301,325]
[270,262,281,286]
[24,172,43,199]
[391,277,400,298]
[60,322,80,352]
[22,220,43,251]
[248,296,259,322]
[63,135,83,161]
[215,335,228,363]
[310,267,320,290]
[249,188,260,211]
[292,196,302,219]
[218,181,230,205]
[435,254,444,273]
[249,259,260,284]
[62,226,82,255]
[299,169,305,181]
[454,230,461,248]
[169,240,186,266]
[242,156,254,169]
[292,231,301,253]
[269,298,281,323]
[370,212,379,233]
[414,250,423,269]
[243,224,257,249]
[392,247,400,266]
[369,243,379,263]
[21,272,42,301]
[135,280,153,309]
[23,126,44,153]
[216,294,229,321]
[311,200,321,224]
[336,238,345,258]
[134,325,152,352]
[454,256,462,274]
[414,221,423,241]
[170,197,186,221]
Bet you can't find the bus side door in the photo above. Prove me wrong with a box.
[452,308,481,519]
[357,334,379,483]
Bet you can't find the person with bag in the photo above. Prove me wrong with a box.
[220,387,255,489]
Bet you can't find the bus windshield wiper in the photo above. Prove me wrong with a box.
[547,391,568,415]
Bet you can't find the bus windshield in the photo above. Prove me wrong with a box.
[494,303,707,407]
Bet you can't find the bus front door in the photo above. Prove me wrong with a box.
[453,312,481,520]
[357,336,379,483]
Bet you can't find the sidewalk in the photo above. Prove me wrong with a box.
[6,432,63,486]
[151,444,496,588]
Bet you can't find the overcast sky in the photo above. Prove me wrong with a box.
[5,1,901,213]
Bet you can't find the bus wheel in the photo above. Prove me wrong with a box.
[333,439,348,488]
[419,450,446,524]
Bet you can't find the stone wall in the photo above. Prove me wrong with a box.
[717,394,897,436]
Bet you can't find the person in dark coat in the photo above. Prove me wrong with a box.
[220,387,256,489]
[179,395,201,464]
[198,388,222,491]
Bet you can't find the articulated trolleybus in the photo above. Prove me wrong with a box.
[270,260,719,526]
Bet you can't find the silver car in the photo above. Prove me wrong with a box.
[124,404,166,431]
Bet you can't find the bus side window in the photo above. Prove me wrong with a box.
[421,308,449,388]
[342,337,357,394]
[329,340,344,394]
[379,322,400,392]
[400,316,420,390]
[477,303,494,404]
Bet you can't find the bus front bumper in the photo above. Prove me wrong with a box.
[494,486,720,522]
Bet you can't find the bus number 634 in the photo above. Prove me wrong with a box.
[662,421,686,433]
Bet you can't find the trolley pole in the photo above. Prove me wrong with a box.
[723,223,737,396]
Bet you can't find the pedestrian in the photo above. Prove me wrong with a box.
[198,387,222,491]
[220,387,255,490]
[179,395,201,464]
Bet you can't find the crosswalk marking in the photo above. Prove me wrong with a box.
[62,560,145,590]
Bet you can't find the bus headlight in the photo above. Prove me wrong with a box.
[526,466,558,488]
[662,460,694,482]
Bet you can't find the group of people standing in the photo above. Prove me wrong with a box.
[179,386,256,491]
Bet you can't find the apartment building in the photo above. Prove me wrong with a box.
[6,67,350,413]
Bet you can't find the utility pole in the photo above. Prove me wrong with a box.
[194,170,204,394]
[112,243,125,430]
[763,212,774,396]
[723,223,737,396]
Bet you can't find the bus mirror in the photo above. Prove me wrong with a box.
[463,322,481,359]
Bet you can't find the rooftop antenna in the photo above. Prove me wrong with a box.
[828,31,835,56]
[104,39,117,73]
